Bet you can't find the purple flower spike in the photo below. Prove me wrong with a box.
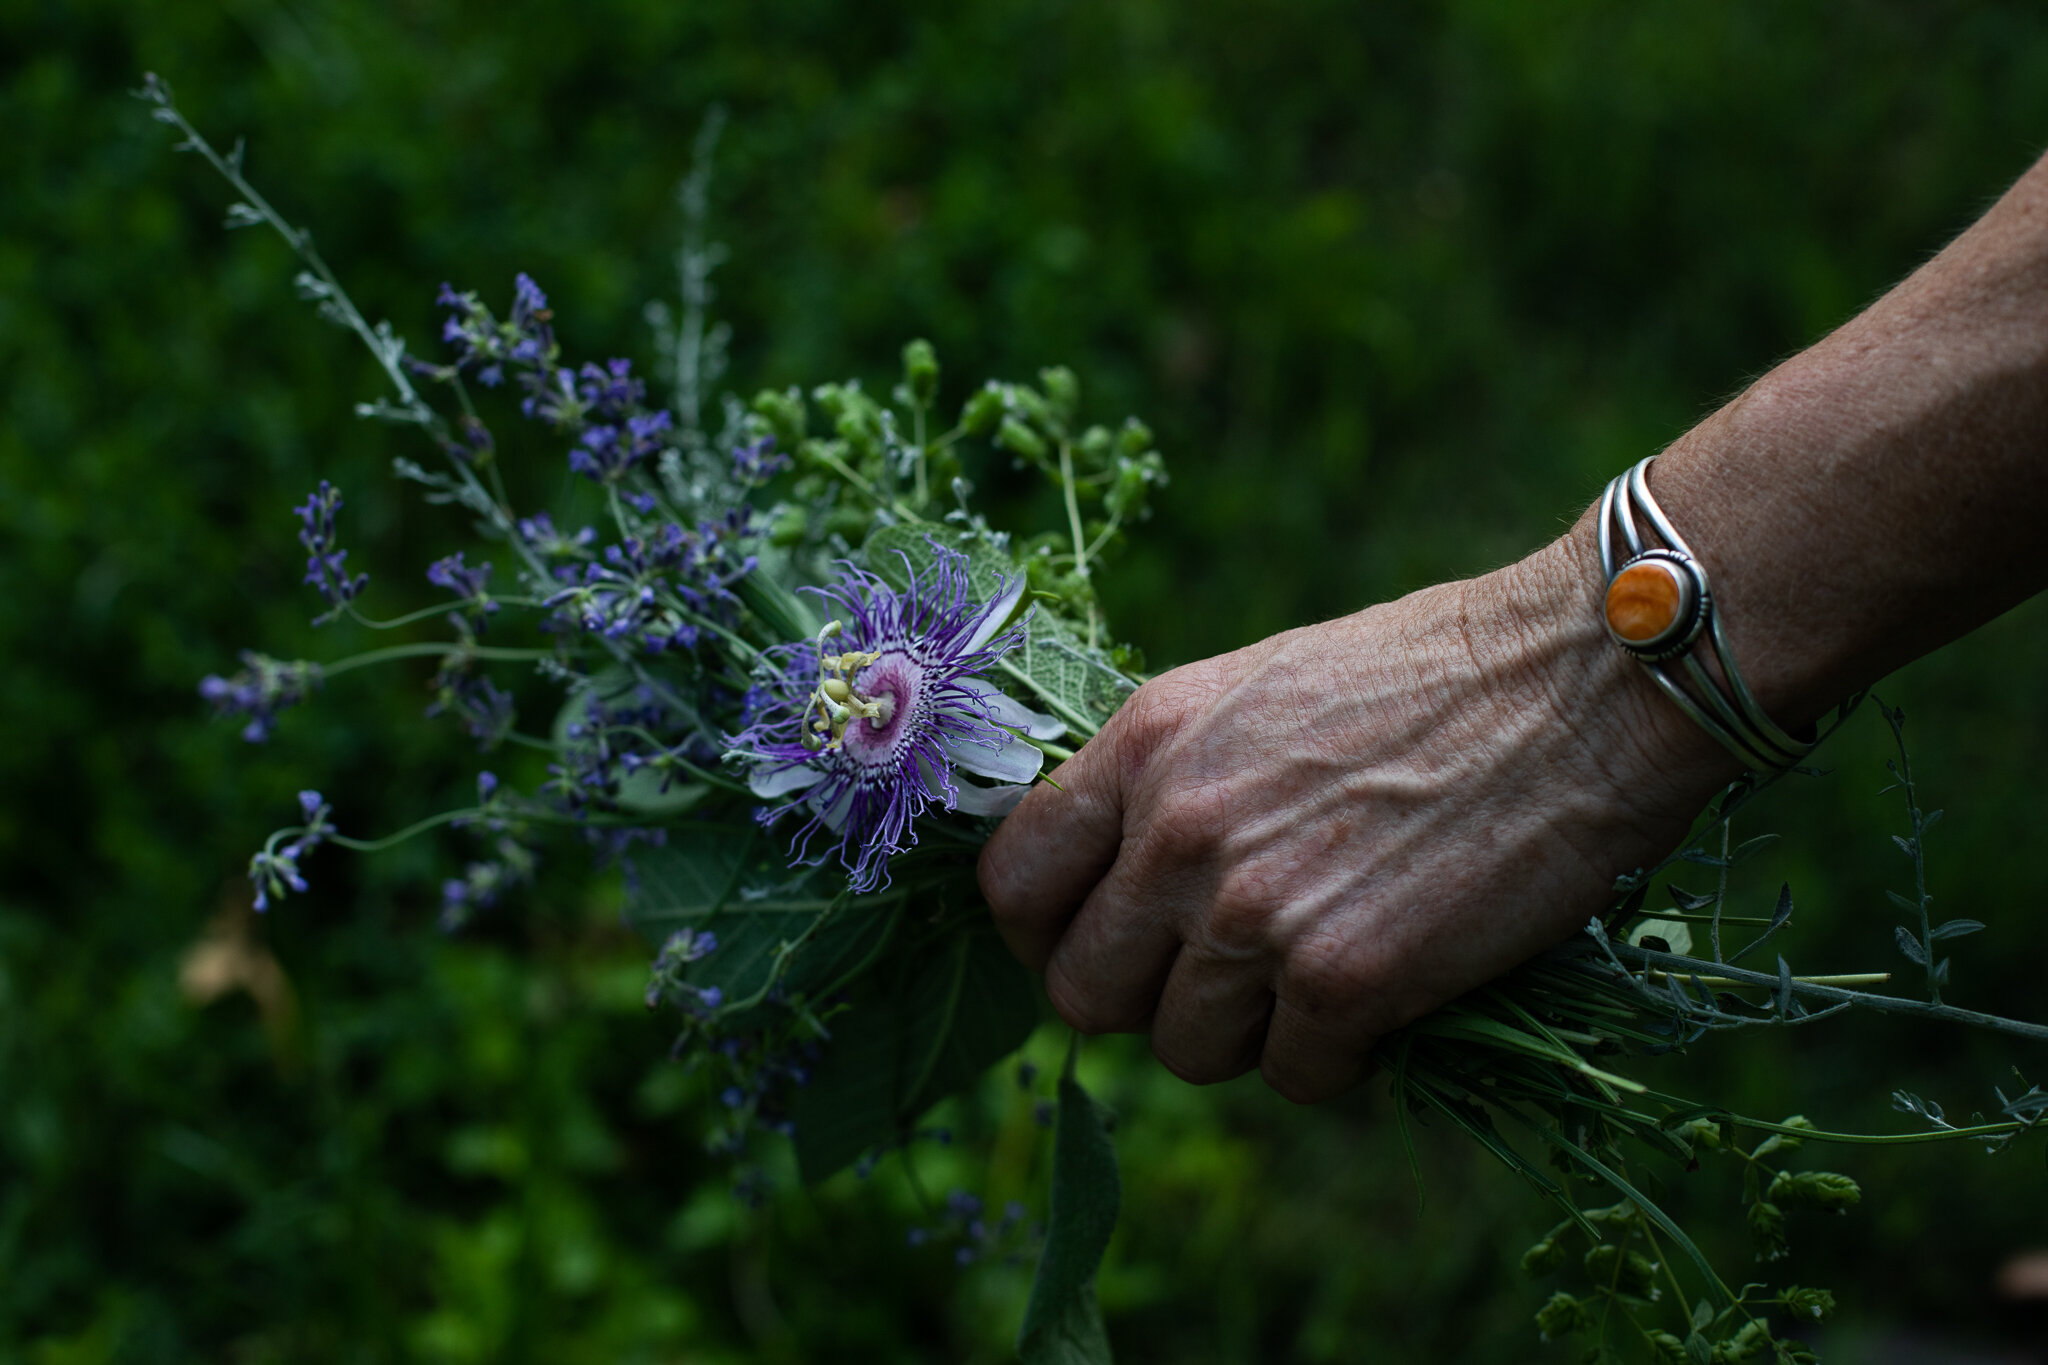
[294,481,368,623]
[725,546,1064,893]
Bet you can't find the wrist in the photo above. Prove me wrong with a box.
[1470,516,1739,869]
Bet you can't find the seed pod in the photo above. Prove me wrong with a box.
[902,338,940,407]
[1520,1237,1567,1276]
[997,418,1048,463]
[1765,1170,1861,1212]
[1038,365,1079,425]
[1583,1244,1659,1298]
[1779,1286,1835,1321]
[1645,1331,1689,1364]
[961,384,1004,436]
[1118,416,1154,456]
[1533,1291,1592,1340]
[1747,1199,1788,1259]
[751,387,807,448]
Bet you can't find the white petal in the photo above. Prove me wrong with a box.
[962,575,1027,654]
[943,731,1044,785]
[951,776,1029,817]
[808,781,855,831]
[750,763,825,799]
[957,676,1065,740]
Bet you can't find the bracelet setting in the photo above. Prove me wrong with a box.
[1597,456,1812,774]
[1603,547,1708,663]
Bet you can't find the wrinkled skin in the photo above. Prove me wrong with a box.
[980,531,1734,1102]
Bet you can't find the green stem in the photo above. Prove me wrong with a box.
[1009,731,1076,764]
[326,808,474,853]
[912,404,929,508]
[812,445,923,522]
[345,599,546,631]
[1056,439,1098,649]
[320,642,555,678]
[1881,701,1943,1004]
[993,659,1101,740]
[1711,814,1731,963]
[1716,1113,2027,1147]
[1612,942,2048,1044]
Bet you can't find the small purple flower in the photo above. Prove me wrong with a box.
[248,790,335,911]
[426,664,515,747]
[541,514,756,654]
[426,553,498,633]
[427,551,493,603]
[731,435,791,486]
[725,546,1062,893]
[645,927,724,1010]
[516,512,597,558]
[200,651,321,742]
[433,274,557,385]
[437,834,538,931]
[294,481,368,624]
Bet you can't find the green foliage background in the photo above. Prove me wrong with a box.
[5,1,2048,1360]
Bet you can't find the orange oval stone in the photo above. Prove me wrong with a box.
[1605,561,1684,644]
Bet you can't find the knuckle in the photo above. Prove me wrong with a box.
[1114,671,1212,765]
[1201,869,1282,955]
[1279,938,1378,1021]
[1146,786,1227,859]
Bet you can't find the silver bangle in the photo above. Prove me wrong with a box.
[1596,456,1811,773]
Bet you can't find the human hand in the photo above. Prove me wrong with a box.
[978,528,1735,1102]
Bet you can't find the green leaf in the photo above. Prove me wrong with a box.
[626,822,759,930]
[863,521,1014,600]
[1929,918,1986,941]
[736,568,823,643]
[792,921,1040,1184]
[626,825,903,1011]
[899,925,1044,1113]
[1894,925,1928,965]
[1018,1040,1121,1365]
[790,977,902,1182]
[998,611,1136,734]
[1728,833,1780,864]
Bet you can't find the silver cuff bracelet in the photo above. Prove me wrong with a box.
[1596,455,1811,773]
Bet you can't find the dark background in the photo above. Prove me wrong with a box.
[5,2,2048,1361]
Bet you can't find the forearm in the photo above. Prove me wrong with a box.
[1578,150,2048,729]
[982,149,2048,1103]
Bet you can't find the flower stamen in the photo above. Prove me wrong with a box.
[801,620,886,751]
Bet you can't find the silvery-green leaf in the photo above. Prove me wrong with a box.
[1018,1043,1120,1365]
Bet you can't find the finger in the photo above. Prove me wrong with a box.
[1258,992,1376,1105]
[1039,835,1194,1033]
[977,722,1130,970]
[1147,947,1274,1084]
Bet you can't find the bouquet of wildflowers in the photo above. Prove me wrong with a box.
[145,74,2048,1363]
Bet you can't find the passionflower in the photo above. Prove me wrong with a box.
[726,546,1063,892]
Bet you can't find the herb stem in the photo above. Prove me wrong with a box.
[1613,942,2048,1044]
[321,642,555,678]
[1057,439,1098,649]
